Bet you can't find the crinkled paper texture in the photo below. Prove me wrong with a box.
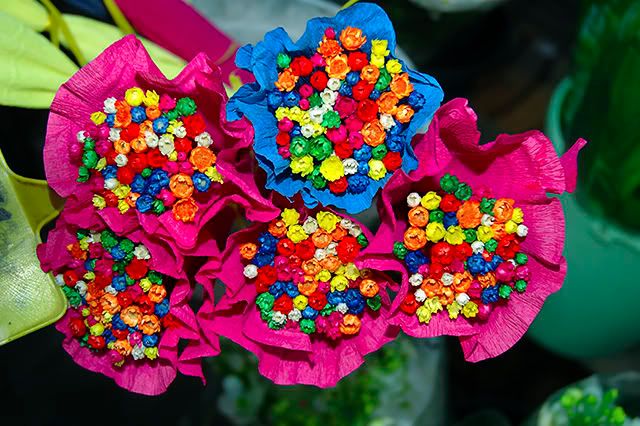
[36,211,215,395]
[197,207,400,387]
[226,3,444,214]
[373,97,586,362]
[45,35,278,252]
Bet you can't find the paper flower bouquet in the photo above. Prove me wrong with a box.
[35,2,586,393]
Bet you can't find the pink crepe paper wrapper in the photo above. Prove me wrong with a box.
[374,97,586,362]
[196,206,400,387]
[45,35,279,252]
[37,211,216,395]
[114,0,253,86]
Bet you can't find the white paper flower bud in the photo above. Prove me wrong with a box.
[302,217,319,234]
[134,245,151,260]
[348,226,362,237]
[407,192,422,208]
[103,97,117,114]
[314,248,327,261]
[195,131,213,147]
[145,131,159,148]
[508,259,517,267]
[172,125,187,138]
[471,241,485,254]
[301,123,315,138]
[131,344,145,360]
[288,309,302,322]
[109,128,121,142]
[343,158,359,175]
[456,293,470,306]
[55,274,65,287]
[309,106,325,124]
[441,272,454,286]
[115,153,128,167]
[336,303,349,314]
[327,78,341,91]
[272,311,287,325]
[91,231,101,243]
[104,178,118,190]
[340,218,355,230]
[481,214,495,227]
[516,224,528,237]
[409,273,424,287]
[243,264,258,279]
[76,131,87,143]
[379,113,396,130]
[158,135,175,156]
[104,285,117,295]
[414,288,427,303]
[326,242,338,256]
[74,280,87,297]
[320,89,337,106]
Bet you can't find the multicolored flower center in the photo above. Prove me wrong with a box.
[268,26,425,195]
[239,209,381,338]
[393,174,530,324]
[56,229,176,365]
[76,87,223,223]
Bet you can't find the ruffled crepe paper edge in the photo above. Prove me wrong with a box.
[37,212,215,395]
[114,0,254,85]
[45,34,279,251]
[196,207,401,387]
[226,2,444,214]
[372,97,586,361]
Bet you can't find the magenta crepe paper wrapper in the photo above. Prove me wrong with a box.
[375,98,586,362]
[37,212,214,395]
[196,207,400,387]
[114,0,253,85]
[45,35,278,252]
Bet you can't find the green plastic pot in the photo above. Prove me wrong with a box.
[528,78,640,359]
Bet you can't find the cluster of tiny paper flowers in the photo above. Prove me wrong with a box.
[56,229,170,364]
[77,87,221,223]
[269,26,424,196]
[239,209,381,337]
[394,174,530,324]
[37,3,585,394]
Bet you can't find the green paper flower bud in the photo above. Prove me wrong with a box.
[439,174,459,193]
[393,241,408,259]
[463,228,477,243]
[375,69,391,91]
[260,309,273,322]
[322,110,341,129]
[82,150,99,169]
[371,144,388,160]
[429,209,444,223]
[485,239,498,252]
[268,318,285,330]
[300,318,316,334]
[77,166,90,182]
[76,229,89,240]
[119,239,135,253]
[499,284,512,299]
[83,138,96,151]
[63,287,82,308]
[112,262,125,274]
[148,271,163,284]
[320,304,334,316]
[515,279,527,293]
[152,199,165,215]
[141,167,152,178]
[176,97,197,116]
[367,294,382,311]
[514,252,528,265]
[164,109,179,121]
[100,230,117,249]
[256,292,275,311]
[310,136,333,161]
[454,183,472,201]
[276,52,291,69]
[308,93,322,108]
[309,167,327,189]
[357,233,369,248]
[480,197,496,215]
[290,136,310,157]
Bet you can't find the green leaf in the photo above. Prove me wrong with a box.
[0,11,78,109]
[62,14,187,79]
[0,0,49,32]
